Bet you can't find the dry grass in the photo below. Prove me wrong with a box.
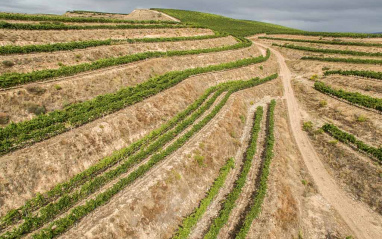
[0,28,213,46]
[0,44,265,124]
[0,36,237,74]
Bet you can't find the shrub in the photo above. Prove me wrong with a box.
[27,104,46,115]
[0,113,10,124]
[329,140,338,145]
[309,74,318,81]
[319,100,327,107]
[259,65,263,70]
[2,60,14,67]
[356,115,367,122]
[54,85,62,90]
[239,115,245,124]
[26,86,46,95]
[303,121,313,132]
[194,155,205,166]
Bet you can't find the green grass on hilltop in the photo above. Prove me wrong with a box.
[154,8,382,38]
[152,8,301,37]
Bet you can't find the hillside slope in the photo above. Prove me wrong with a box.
[152,8,300,36]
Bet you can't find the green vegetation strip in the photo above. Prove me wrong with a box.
[0,84,219,231]
[314,81,382,112]
[0,48,269,156]
[273,43,382,57]
[0,36,249,88]
[204,106,264,239]
[301,56,382,65]
[0,84,227,238]
[260,36,382,47]
[269,31,382,38]
[152,9,300,37]
[235,100,276,239]
[167,158,235,238]
[324,70,382,80]
[0,21,194,30]
[22,74,278,239]
[322,123,382,162]
[0,32,226,55]
[0,12,180,24]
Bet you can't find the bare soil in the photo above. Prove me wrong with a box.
[0,28,213,46]
[260,38,382,53]
[248,100,353,239]
[252,40,382,239]
[265,34,382,44]
[64,9,180,22]
[58,75,281,239]
[0,36,237,74]
[0,52,278,217]
[0,44,271,124]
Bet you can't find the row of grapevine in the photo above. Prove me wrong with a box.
[302,56,382,65]
[5,74,278,239]
[0,37,250,88]
[260,36,382,47]
[0,50,271,156]
[322,124,382,162]
[0,85,221,231]
[0,31,226,55]
[0,85,229,238]
[273,43,382,57]
[324,70,382,80]
[0,21,195,30]
[314,81,382,111]
[269,31,382,38]
[171,157,235,238]
[0,12,180,24]
[203,106,264,239]
[235,100,276,238]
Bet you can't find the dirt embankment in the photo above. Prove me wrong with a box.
[260,38,382,54]
[0,53,278,216]
[0,28,213,46]
[265,34,382,44]
[0,44,266,124]
[318,75,382,99]
[1,20,169,26]
[259,42,382,61]
[292,79,382,148]
[64,9,180,22]
[252,41,382,239]
[0,36,237,74]
[248,100,353,238]
[59,75,282,239]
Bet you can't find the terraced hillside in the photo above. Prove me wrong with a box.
[0,8,381,239]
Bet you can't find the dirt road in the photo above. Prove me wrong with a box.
[253,41,382,239]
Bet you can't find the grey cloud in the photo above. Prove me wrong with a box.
[0,0,381,33]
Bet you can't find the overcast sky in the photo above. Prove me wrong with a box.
[1,0,381,33]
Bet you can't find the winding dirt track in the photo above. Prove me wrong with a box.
[253,41,382,239]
